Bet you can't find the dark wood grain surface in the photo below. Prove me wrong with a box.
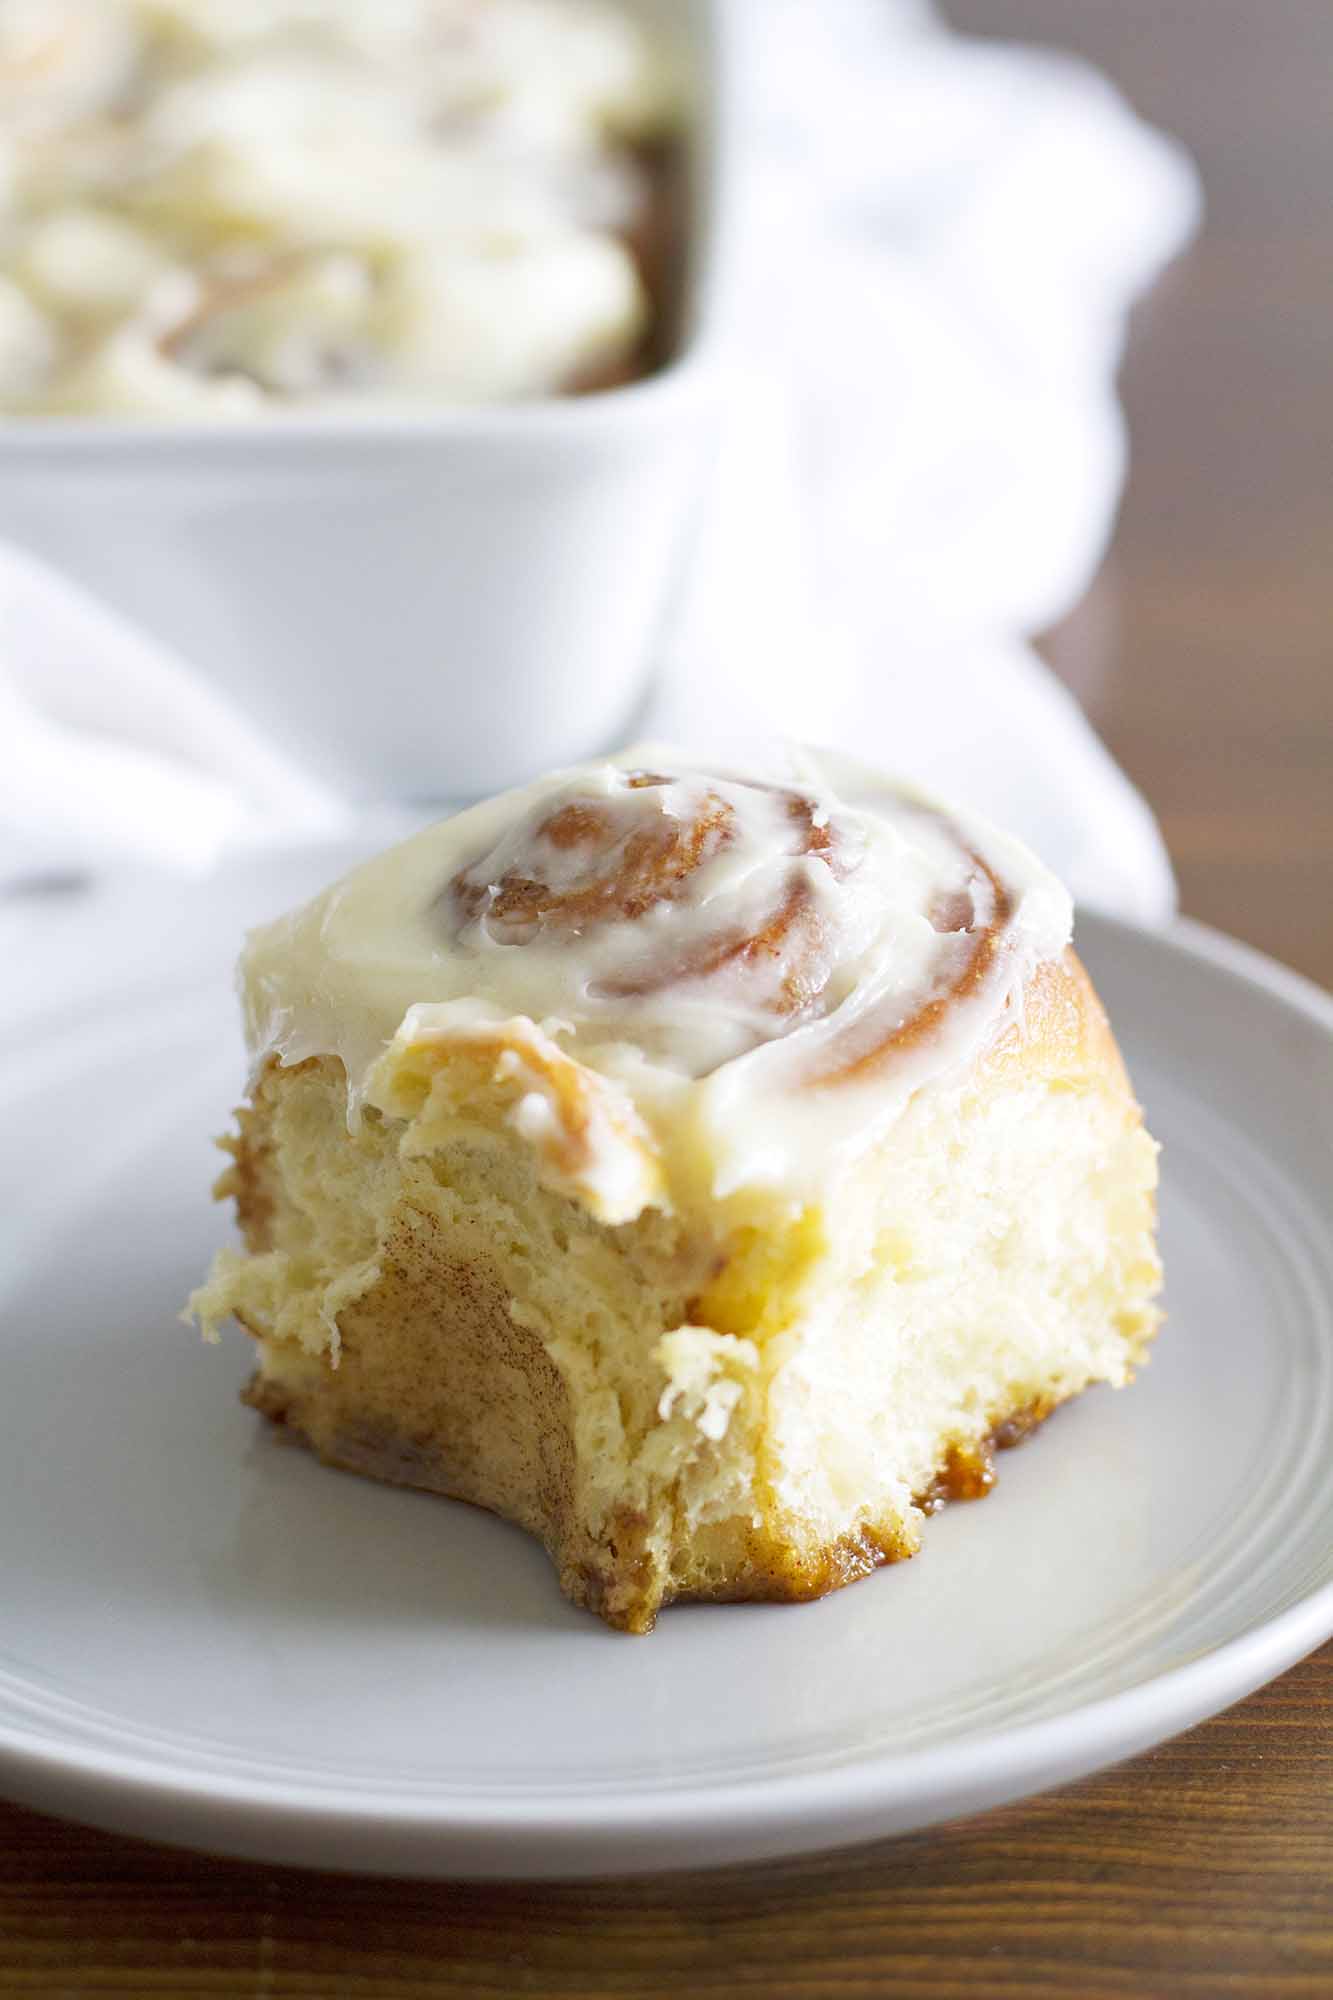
[5,3,1332,1993]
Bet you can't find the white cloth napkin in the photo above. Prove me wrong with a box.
[0,542,348,881]
[0,0,1199,921]
[645,0,1200,923]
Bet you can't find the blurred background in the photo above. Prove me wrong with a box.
[952,0,1333,987]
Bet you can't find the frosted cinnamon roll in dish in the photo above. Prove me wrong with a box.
[190,746,1162,1632]
[0,0,682,416]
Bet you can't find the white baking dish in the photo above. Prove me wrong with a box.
[0,0,729,801]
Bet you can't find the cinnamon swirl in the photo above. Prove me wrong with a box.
[190,745,1162,1632]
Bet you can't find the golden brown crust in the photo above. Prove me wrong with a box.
[227,1110,277,1245]
[982,947,1132,1099]
[242,1367,1066,1633]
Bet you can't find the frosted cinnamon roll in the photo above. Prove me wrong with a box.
[191,745,1162,1632]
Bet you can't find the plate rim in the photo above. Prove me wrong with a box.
[2,907,1331,1876]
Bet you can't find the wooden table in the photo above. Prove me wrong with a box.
[6,3,1331,1992]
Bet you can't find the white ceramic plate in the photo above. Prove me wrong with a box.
[1,867,1331,1879]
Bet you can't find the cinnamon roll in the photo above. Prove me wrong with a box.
[189,746,1162,1632]
[0,0,681,416]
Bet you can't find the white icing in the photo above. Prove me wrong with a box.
[241,745,1074,1208]
[0,0,678,415]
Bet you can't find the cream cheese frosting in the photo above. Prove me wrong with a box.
[241,745,1074,1212]
[0,0,679,416]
